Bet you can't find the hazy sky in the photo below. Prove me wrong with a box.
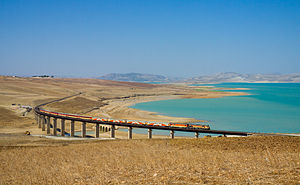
[1,0,299,77]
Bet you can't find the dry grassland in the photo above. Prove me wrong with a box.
[0,107,31,127]
[46,96,106,114]
[0,136,299,184]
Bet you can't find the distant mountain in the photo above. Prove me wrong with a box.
[97,72,300,83]
[186,72,300,83]
[98,73,179,83]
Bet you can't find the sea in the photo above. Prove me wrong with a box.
[130,83,300,136]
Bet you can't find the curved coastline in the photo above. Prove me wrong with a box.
[92,90,248,138]
[126,83,300,135]
[98,90,249,124]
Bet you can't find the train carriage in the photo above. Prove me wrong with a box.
[38,108,210,130]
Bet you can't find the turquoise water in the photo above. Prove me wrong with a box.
[132,83,300,135]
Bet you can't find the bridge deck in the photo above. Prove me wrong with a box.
[36,109,250,136]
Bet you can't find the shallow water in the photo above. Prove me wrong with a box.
[132,83,300,136]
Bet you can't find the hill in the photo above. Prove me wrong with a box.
[186,72,300,83]
[98,72,300,83]
[98,73,179,83]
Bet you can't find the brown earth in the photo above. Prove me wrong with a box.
[0,136,299,184]
[0,76,299,184]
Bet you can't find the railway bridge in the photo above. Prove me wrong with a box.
[34,93,252,139]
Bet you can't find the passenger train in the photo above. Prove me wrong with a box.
[38,108,210,130]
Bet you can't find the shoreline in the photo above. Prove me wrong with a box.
[92,87,300,137]
[95,91,248,124]
[79,88,249,138]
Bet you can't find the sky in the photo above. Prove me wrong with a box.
[0,0,299,78]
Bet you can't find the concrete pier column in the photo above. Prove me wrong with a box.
[35,114,38,124]
[61,119,65,136]
[82,122,86,138]
[53,118,57,136]
[128,127,132,139]
[46,116,51,135]
[195,132,199,138]
[111,125,115,138]
[42,116,46,131]
[170,130,174,139]
[95,123,100,138]
[70,120,75,137]
[38,115,42,128]
[148,128,152,139]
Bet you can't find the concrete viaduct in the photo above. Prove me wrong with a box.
[34,93,252,139]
